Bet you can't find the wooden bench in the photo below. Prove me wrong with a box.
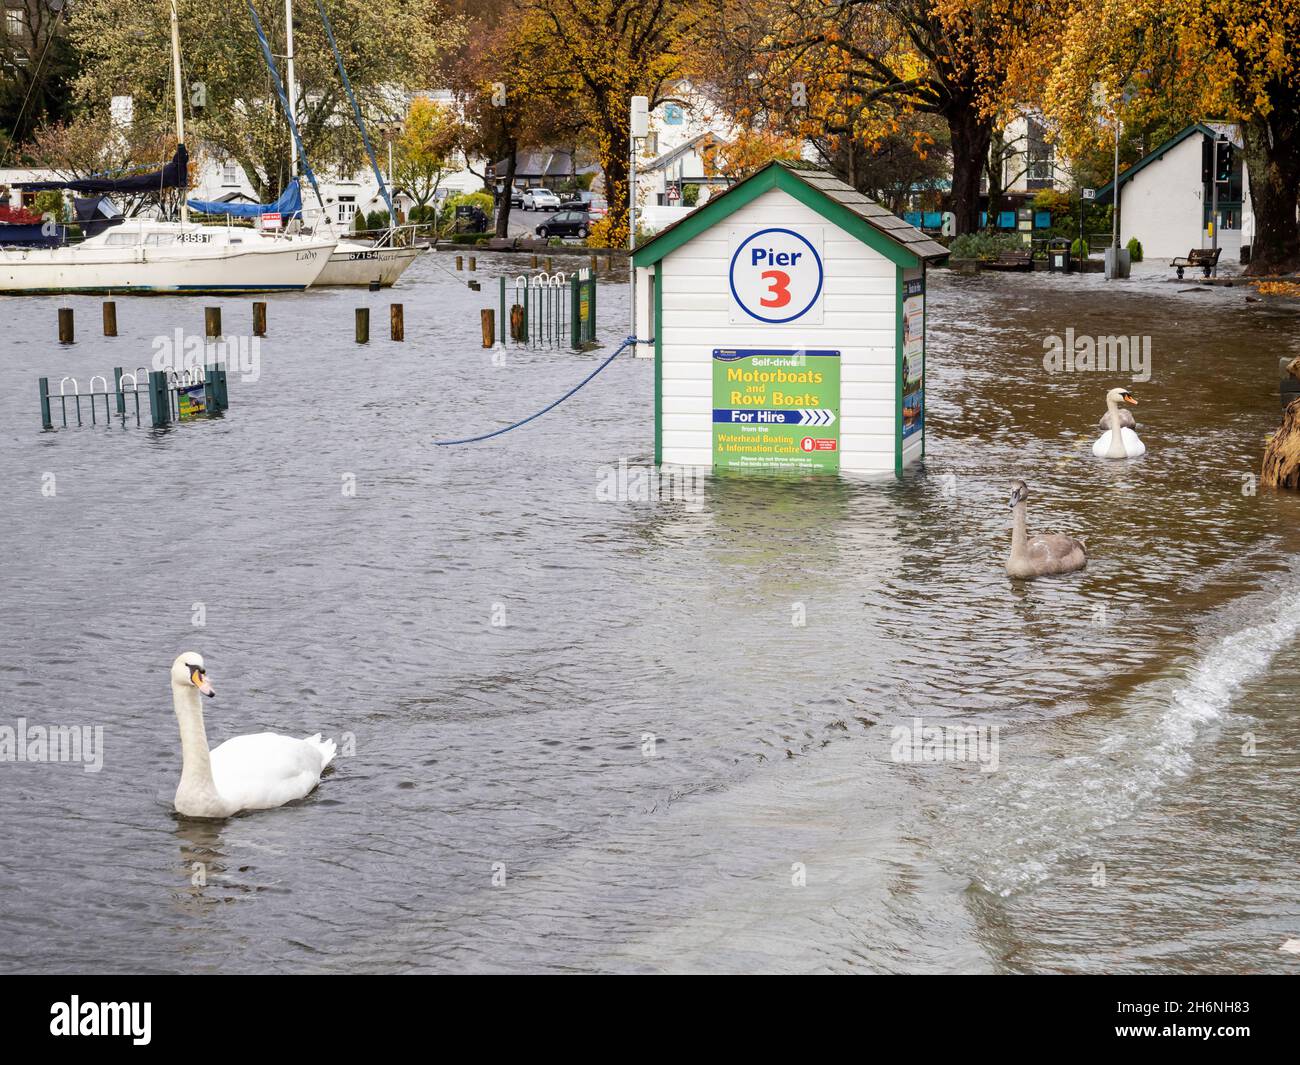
[983,249,1033,271]
[1170,247,1221,279]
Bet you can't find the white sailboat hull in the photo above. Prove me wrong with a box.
[0,233,334,295]
[314,243,422,287]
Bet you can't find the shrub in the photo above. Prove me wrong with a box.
[682,184,699,207]
[365,210,390,231]
[587,214,628,248]
[1126,236,1143,262]
[1071,237,1090,259]
[33,189,66,222]
[947,231,1023,260]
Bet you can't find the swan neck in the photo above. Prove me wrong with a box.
[1011,501,1028,554]
[173,683,216,792]
[1107,406,1124,434]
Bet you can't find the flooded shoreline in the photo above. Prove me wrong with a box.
[1,254,1297,973]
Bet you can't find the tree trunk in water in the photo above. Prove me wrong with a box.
[948,106,993,235]
[1242,103,1300,276]
[495,145,517,239]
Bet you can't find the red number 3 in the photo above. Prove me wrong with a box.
[759,270,791,308]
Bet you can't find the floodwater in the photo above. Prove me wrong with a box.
[1,253,1297,974]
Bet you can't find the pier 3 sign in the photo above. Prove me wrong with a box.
[729,226,824,324]
[712,348,841,472]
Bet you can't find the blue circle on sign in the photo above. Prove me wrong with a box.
[729,227,823,324]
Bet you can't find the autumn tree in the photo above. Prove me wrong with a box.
[62,0,463,202]
[394,96,462,212]
[0,0,79,148]
[516,0,702,244]
[692,0,1062,234]
[1045,0,1300,273]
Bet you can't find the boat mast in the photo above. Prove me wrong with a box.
[284,0,299,179]
[169,0,189,222]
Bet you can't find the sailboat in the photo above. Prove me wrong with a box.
[0,1,335,295]
[265,0,421,287]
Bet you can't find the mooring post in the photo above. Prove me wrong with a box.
[38,377,52,430]
[390,303,404,342]
[204,306,222,338]
[481,308,495,348]
[102,301,118,337]
[253,301,267,336]
[456,254,463,271]
[545,256,553,273]
[113,367,125,415]
[468,256,477,272]
[590,254,598,275]
[531,254,539,269]
[147,370,170,428]
[58,307,74,344]
[355,307,370,344]
[510,304,525,342]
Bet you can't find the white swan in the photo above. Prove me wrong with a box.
[1006,480,1087,579]
[1092,387,1146,458]
[170,653,336,818]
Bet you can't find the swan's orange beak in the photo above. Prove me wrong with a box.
[1123,394,1138,405]
[191,669,215,698]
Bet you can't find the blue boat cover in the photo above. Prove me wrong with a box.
[188,180,302,219]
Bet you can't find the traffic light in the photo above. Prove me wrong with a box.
[1217,139,1234,182]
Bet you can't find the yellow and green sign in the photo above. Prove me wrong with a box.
[711,348,841,472]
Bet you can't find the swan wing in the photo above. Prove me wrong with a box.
[1098,410,1136,430]
[209,732,329,812]
[1091,430,1112,457]
[1119,426,1146,456]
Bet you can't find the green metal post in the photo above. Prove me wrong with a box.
[499,275,507,345]
[148,370,169,428]
[571,275,580,348]
[215,367,228,410]
[204,367,218,413]
[39,377,52,430]
[113,367,125,415]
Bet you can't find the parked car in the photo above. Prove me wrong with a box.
[521,187,561,211]
[558,193,607,218]
[535,210,591,240]
[508,186,524,209]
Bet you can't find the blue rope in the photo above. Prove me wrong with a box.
[313,0,395,221]
[245,1,323,208]
[434,336,646,446]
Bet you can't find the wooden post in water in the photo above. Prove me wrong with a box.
[530,254,538,269]
[509,304,525,342]
[590,254,598,275]
[481,309,495,348]
[252,301,267,336]
[390,303,404,341]
[355,308,370,344]
[545,256,553,273]
[205,307,222,338]
[58,308,74,344]
[102,302,117,337]
[456,254,463,271]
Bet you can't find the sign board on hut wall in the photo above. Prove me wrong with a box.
[901,277,924,440]
[728,226,824,325]
[712,348,841,472]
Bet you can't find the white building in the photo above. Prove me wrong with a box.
[1097,121,1251,262]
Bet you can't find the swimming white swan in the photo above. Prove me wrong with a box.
[1092,387,1146,458]
[1006,480,1087,579]
[170,653,336,818]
